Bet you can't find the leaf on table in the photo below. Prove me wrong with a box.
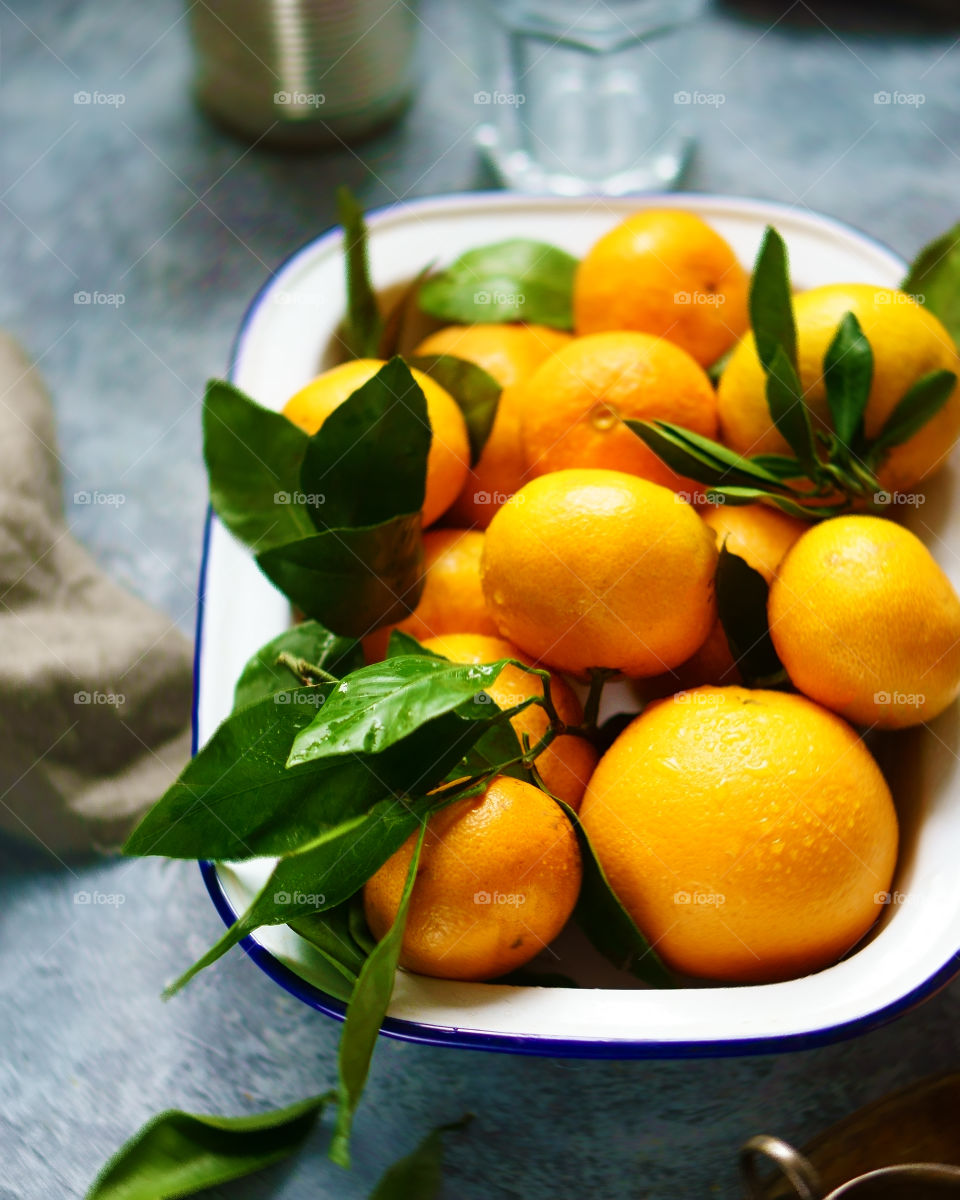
[560,800,675,989]
[418,239,578,330]
[749,225,797,372]
[715,543,787,688]
[867,368,958,462]
[330,824,428,1168]
[902,221,960,344]
[368,1116,473,1199]
[287,654,513,765]
[407,353,501,464]
[203,380,314,552]
[85,1093,334,1200]
[233,620,363,711]
[299,357,430,530]
[256,515,425,639]
[337,186,383,359]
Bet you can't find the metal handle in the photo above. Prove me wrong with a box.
[740,1135,824,1200]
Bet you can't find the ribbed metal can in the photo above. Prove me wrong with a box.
[187,0,418,146]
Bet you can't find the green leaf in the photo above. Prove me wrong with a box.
[418,239,578,330]
[703,487,817,520]
[626,420,798,491]
[560,800,675,989]
[902,221,960,343]
[748,453,807,480]
[715,543,787,688]
[706,345,733,386]
[299,358,430,530]
[203,380,314,552]
[166,725,485,993]
[749,225,797,371]
[233,621,363,711]
[368,1117,472,1199]
[330,823,428,1167]
[764,346,818,474]
[407,354,501,465]
[85,1093,334,1200]
[289,899,370,1001]
[823,312,873,455]
[387,629,445,659]
[256,515,424,639]
[378,264,435,359]
[338,186,383,359]
[867,368,958,461]
[287,655,512,766]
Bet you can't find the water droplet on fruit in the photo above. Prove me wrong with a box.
[589,404,618,432]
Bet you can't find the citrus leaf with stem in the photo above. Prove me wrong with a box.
[866,368,958,464]
[749,225,798,372]
[337,185,383,358]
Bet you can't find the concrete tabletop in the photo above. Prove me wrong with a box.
[2,1,960,1196]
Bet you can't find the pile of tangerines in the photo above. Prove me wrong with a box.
[281,211,960,987]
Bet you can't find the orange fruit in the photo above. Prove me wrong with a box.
[412,325,573,529]
[481,469,717,677]
[644,502,808,693]
[421,632,598,810]
[580,686,898,983]
[717,285,960,493]
[283,358,469,527]
[362,529,498,661]
[363,775,582,981]
[769,515,960,729]
[413,323,572,388]
[515,332,718,492]
[573,210,749,367]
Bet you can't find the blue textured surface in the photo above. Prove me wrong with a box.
[3,2,960,1196]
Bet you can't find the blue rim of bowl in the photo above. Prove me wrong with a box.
[195,191,960,1059]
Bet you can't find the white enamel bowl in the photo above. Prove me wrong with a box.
[196,192,960,1059]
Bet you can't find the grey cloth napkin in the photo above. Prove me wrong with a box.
[0,333,193,856]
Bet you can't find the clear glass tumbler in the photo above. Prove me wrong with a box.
[474,0,706,195]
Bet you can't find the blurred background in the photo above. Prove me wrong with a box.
[2,1,960,1196]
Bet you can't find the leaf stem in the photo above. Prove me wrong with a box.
[276,652,339,687]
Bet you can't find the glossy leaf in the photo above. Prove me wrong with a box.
[867,368,958,461]
[418,239,578,330]
[85,1093,333,1200]
[387,629,445,659]
[407,353,501,464]
[378,263,435,358]
[203,380,314,552]
[902,221,960,343]
[823,312,873,454]
[749,225,797,371]
[256,515,424,639]
[287,655,512,765]
[764,346,817,473]
[337,186,383,358]
[561,800,675,989]
[289,899,370,1001]
[627,420,796,490]
[715,543,787,688]
[330,823,428,1167]
[233,621,362,711]
[368,1117,472,1199]
[299,357,429,530]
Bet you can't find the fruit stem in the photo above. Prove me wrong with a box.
[276,652,340,687]
[581,667,616,732]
